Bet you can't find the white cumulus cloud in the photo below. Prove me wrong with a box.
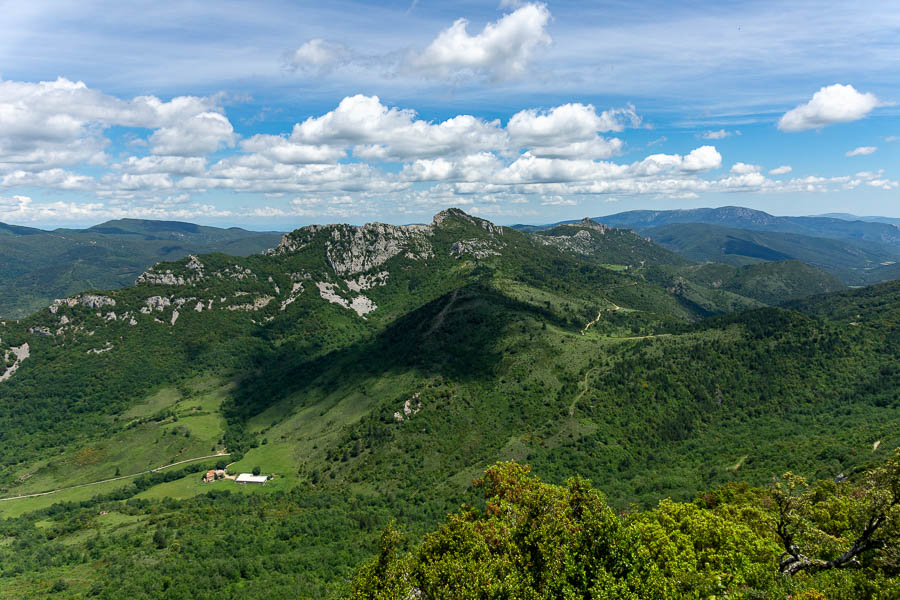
[682,146,723,171]
[540,195,576,206]
[115,156,207,176]
[778,84,880,132]
[290,94,506,160]
[406,2,551,81]
[506,103,637,158]
[240,135,345,164]
[845,146,876,156]
[769,165,793,175]
[730,162,761,175]
[149,112,236,157]
[0,77,233,171]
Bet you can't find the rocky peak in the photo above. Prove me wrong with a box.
[270,220,434,276]
[324,222,433,276]
[569,218,608,233]
[269,209,507,275]
[432,208,504,235]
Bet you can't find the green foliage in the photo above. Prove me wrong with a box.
[353,461,900,599]
[770,449,900,576]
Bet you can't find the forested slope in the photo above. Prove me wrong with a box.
[0,210,897,598]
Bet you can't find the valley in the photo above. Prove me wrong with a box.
[0,208,897,598]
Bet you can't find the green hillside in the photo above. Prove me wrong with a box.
[534,218,691,268]
[0,209,897,598]
[666,260,845,306]
[643,222,900,285]
[0,219,283,319]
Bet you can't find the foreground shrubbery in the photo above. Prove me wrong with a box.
[353,456,900,599]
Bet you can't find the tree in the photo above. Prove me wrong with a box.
[771,449,900,575]
[252,465,261,476]
[153,527,168,550]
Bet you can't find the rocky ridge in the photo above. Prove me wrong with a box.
[0,209,529,383]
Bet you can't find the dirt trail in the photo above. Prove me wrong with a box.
[581,303,621,335]
[0,452,229,503]
[425,288,459,337]
[580,281,639,335]
[569,364,601,417]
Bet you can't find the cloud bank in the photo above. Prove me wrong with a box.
[0,78,895,224]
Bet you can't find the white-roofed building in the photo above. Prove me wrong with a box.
[235,473,269,484]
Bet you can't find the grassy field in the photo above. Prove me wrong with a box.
[2,377,231,501]
[0,478,134,518]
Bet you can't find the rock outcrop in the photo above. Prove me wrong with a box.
[136,255,206,286]
[345,271,389,292]
[270,222,432,275]
[316,282,377,317]
[451,239,502,259]
[225,296,274,311]
[145,296,171,312]
[0,343,29,382]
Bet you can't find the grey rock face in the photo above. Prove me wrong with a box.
[450,239,502,259]
[315,282,377,317]
[324,223,433,276]
[49,298,79,314]
[270,222,433,276]
[80,295,116,309]
[145,296,171,311]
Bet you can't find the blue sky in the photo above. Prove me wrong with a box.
[0,0,897,229]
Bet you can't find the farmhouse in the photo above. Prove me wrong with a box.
[235,473,269,484]
[202,469,231,483]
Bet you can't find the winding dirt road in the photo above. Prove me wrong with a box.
[0,452,229,503]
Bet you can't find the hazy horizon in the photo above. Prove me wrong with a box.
[5,204,899,233]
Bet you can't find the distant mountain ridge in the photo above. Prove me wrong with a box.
[515,206,900,246]
[643,222,900,285]
[597,206,900,245]
[0,218,284,318]
[514,206,900,286]
[818,213,900,226]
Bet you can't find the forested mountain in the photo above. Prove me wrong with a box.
[594,206,900,245]
[514,206,900,287]
[0,218,283,319]
[643,222,900,285]
[0,208,897,598]
[819,213,900,226]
